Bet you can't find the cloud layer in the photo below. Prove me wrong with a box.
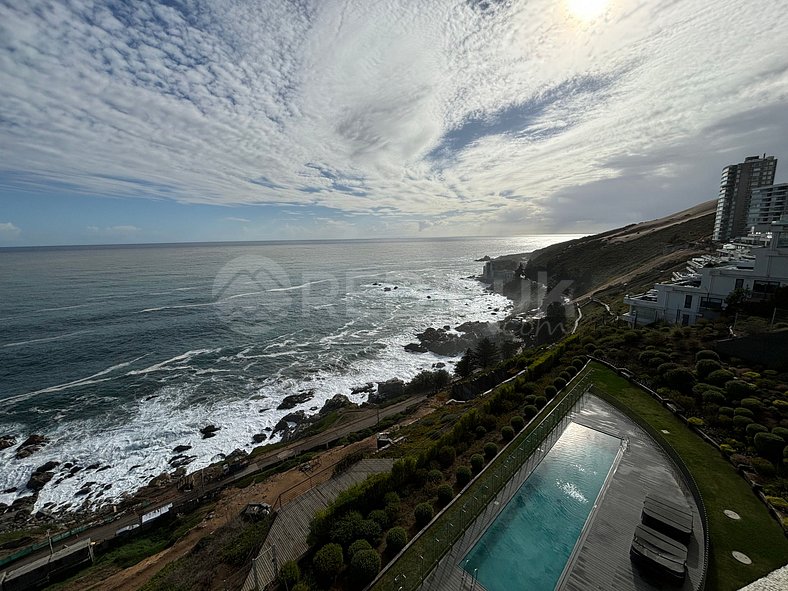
[1,0,787,235]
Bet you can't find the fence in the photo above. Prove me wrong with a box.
[369,373,591,591]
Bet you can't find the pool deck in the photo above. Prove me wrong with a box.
[421,394,706,591]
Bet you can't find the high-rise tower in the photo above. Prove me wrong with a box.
[713,154,777,241]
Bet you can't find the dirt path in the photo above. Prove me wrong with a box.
[84,437,378,591]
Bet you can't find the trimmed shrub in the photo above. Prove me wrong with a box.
[414,503,434,528]
[572,358,585,370]
[383,492,400,505]
[456,465,472,488]
[524,394,537,405]
[534,396,548,409]
[772,427,788,440]
[766,496,788,511]
[696,349,720,362]
[385,527,408,554]
[510,415,525,432]
[658,362,679,376]
[696,359,722,379]
[663,368,696,392]
[349,549,381,589]
[292,584,310,591]
[427,469,443,484]
[688,417,705,427]
[437,445,456,468]
[740,398,762,411]
[724,380,755,401]
[718,406,734,416]
[279,561,300,588]
[719,443,735,456]
[544,386,558,400]
[523,404,538,419]
[702,390,726,407]
[559,371,572,382]
[553,377,567,390]
[436,484,454,506]
[733,415,754,429]
[475,425,487,439]
[470,454,484,474]
[706,369,735,387]
[750,456,776,478]
[754,432,786,464]
[368,509,389,530]
[746,423,768,438]
[484,442,499,460]
[313,543,344,586]
[566,366,578,377]
[734,407,754,418]
[384,501,400,524]
[501,426,515,442]
[348,539,372,559]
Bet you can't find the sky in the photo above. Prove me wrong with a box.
[1,0,787,246]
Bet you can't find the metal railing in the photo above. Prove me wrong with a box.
[368,373,591,591]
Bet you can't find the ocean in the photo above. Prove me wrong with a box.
[0,236,577,513]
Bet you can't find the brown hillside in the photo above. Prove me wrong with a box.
[521,200,716,298]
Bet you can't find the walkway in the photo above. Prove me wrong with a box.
[241,458,394,591]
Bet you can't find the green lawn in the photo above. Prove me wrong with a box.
[588,362,788,591]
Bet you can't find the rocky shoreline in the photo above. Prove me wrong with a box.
[0,256,533,532]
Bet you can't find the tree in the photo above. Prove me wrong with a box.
[456,465,472,488]
[500,339,520,359]
[349,549,381,589]
[754,432,786,466]
[279,561,300,588]
[470,454,485,474]
[348,539,372,559]
[385,527,408,554]
[473,338,499,368]
[484,442,499,460]
[455,348,475,378]
[414,503,434,528]
[436,484,454,506]
[313,543,344,586]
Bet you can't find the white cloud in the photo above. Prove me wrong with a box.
[1,0,787,233]
[0,222,21,241]
[224,217,251,223]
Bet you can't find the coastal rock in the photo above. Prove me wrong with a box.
[15,434,48,459]
[350,383,375,395]
[26,470,55,492]
[252,433,268,444]
[75,482,96,496]
[85,463,101,470]
[404,342,427,353]
[383,287,391,292]
[0,435,16,450]
[200,425,221,439]
[277,390,314,410]
[3,487,17,494]
[173,444,192,454]
[272,411,308,440]
[320,394,353,415]
[372,379,405,402]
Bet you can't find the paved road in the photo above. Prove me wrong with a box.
[1,395,425,575]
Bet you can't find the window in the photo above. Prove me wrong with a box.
[735,278,744,290]
[684,294,692,308]
[682,314,690,326]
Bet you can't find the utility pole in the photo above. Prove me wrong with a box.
[47,529,53,555]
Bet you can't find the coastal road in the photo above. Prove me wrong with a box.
[2,394,426,575]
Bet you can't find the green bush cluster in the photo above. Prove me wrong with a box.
[414,502,434,528]
[385,527,408,554]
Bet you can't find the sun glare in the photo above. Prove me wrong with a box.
[566,0,609,21]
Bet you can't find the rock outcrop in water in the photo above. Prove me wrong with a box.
[404,321,499,357]
[15,434,48,459]
[200,425,220,439]
[0,434,16,450]
[277,390,315,410]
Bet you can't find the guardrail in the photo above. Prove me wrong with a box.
[368,370,591,591]
[0,524,91,569]
[587,368,710,591]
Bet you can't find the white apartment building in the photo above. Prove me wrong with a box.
[623,219,788,326]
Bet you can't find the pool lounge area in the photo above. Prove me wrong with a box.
[421,393,707,591]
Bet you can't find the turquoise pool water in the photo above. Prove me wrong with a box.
[462,422,622,591]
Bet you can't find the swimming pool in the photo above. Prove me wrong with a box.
[462,422,622,591]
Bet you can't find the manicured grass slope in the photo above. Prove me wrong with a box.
[590,363,788,591]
